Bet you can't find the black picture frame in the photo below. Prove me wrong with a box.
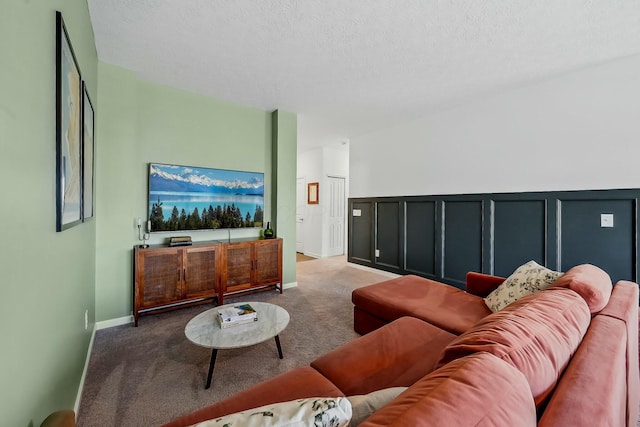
[56,11,83,231]
[82,81,94,220]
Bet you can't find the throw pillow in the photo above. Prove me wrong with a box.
[191,397,352,427]
[347,387,407,426]
[551,264,612,313]
[484,261,563,312]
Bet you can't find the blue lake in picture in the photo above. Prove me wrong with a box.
[149,191,264,220]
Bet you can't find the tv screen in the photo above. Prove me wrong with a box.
[148,163,264,232]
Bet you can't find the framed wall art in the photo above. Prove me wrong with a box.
[56,11,83,231]
[308,182,319,204]
[82,81,94,220]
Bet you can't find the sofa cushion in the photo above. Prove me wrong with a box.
[352,275,491,335]
[483,260,563,312]
[311,316,457,395]
[359,353,536,427]
[190,397,352,427]
[438,287,591,406]
[160,366,344,427]
[347,387,407,426]
[551,264,612,314]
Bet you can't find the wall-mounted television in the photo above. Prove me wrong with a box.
[148,163,264,232]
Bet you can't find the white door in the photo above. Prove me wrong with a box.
[327,176,345,256]
[296,178,306,253]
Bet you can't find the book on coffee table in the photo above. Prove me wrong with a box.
[217,304,258,328]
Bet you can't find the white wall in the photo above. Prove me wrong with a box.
[350,54,640,198]
[298,145,349,257]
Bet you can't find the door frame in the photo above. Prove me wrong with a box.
[296,177,306,253]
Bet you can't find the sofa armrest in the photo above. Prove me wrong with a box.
[538,315,627,427]
[162,367,344,427]
[465,272,505,297]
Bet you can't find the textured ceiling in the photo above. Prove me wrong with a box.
[88,0,640,152]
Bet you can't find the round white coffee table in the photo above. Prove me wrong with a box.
[185,301,290,389]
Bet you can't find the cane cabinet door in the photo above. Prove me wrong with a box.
[183,246,218,300]
[255,239,283,286]
[221,242,254,294]
[136,247,182,310]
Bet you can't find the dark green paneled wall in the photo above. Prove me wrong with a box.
[349,189,639,288]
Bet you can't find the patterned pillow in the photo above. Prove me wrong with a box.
[484,261,563,312]
[192,397,352,427]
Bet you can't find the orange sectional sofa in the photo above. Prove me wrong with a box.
[165,265,639,426]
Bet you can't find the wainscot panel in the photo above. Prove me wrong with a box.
[443,200,484,289]
[559,198,636,283]
[349,201,374,265]
[493,199,547,277]
[404,200,436,277]
[375,201,402,270]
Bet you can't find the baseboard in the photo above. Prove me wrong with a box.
[96,315,134,330]
[74,325,96,415]
[283,281,298,289]
[347,261,401,279]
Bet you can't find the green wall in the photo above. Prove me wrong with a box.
[0,2,97,426]
[0,4,296,424]
[272,111,298,284]
[96,64,298,321]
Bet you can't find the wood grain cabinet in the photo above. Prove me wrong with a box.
[133,245,219,326]
[133,238,283,325]
[254,239,284,287]
[220,238,283,304]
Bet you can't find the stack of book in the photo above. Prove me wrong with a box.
[169,236,192,246]
[217,304,258,329]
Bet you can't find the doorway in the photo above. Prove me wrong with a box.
[327,176,346,257]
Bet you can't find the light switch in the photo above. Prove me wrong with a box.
[375,249,380,257]
[600,213,614,228]
[353,209,362,217]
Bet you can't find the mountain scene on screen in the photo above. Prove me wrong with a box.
[148,163,265,231]
[149,164,264,195]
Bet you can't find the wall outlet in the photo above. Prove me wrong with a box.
[600,213,614,228]
[84,309,89,330]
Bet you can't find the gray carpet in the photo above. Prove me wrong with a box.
[77,256,391,427]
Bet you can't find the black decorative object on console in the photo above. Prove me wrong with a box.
[264,222,274,239]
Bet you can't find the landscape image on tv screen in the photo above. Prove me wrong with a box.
[148,163,264,231]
